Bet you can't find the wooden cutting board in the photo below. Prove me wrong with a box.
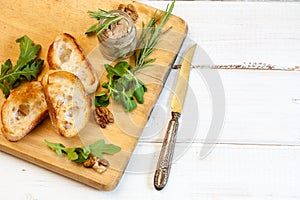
[0,0,187,190]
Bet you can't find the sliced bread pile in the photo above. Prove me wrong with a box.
[44,33,99,137]
[1,33,99,141]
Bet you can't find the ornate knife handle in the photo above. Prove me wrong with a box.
[154,111,181,190]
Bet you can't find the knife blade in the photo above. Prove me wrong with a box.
[154,44,197,190]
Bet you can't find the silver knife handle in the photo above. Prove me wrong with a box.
[154,111,181,190]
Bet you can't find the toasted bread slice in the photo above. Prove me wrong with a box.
[47,33,99,94]
[43,71,91,137]
[1,81,48,141]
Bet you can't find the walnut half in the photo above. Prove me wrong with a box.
[83,155,110,174]
[118,3,139,22]
[94,106,114,128]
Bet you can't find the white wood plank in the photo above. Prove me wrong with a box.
[217,70,300,144]
[1,143,300,199]
[164,1,300,67]
[139,69,300,145]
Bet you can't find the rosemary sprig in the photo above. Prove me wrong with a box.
[133,0,175,73]
[85,9,123,35]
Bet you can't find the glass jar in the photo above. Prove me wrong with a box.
[97,10,136,61]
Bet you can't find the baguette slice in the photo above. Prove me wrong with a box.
[1,81,48,141]
[43,71,91,137]
[47,33,99,94]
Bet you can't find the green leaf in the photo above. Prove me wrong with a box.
[1,59,12,75]
[133,84,145,104]
[45,140,90,163]
[113,64,128,76]
[95,61,147,112]
[114,62,132,75]
[44,140,65,157]
[74,150,89,163]
[104,64,117,78]
[0,35,43,98]
[14,35,41,72]
[0,83,10,98]
[143,58,156,66]
[85,12,123,35]
[114,90,137,112]
[81,146,91,159]
[64,148,78,161]
[87,9,117,20]
[20,59,44,80]
[125,99,137,112]
[134,0,175,72]
[45,140,120,164]
[102,82,109,88]
[94,91,110,107]
[114,75,131,92]
[85,23,99,34]
[89,139,121,159]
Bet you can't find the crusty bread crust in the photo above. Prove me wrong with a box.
[43,70,91,137]
[47,33,99,94]
[1,81,48,141]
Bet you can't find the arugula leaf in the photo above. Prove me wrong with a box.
[1,59,12,75]
[94,91,110,107]
[45,140,91,163]
[104,64,119,78]
[81,146,91,160]
[0,35,44,98]
[112,90,137,112]
[64,148,78,161]
[114,62,132,75]
[66,147,91,163]
[45,139,121,163]
[44,140,65,157]
[89,139,122,159]
[21,59,44,80]
[14,35,41,72]
[0,83,10,97]
[133,82,146,104]
[94,62,147,112]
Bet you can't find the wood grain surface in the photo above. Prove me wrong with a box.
[0,0,187,190]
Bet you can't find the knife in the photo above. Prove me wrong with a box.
[154,44,197,190]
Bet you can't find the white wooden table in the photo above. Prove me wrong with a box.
[1,1,300,199]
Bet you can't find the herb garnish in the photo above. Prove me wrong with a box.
[45,139,121,163]
[133,0,175,72]
[94,0,175,112]
[85,9,123,35]
[94,62,147,112]
[0,35,44,98]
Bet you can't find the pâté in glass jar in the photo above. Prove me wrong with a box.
[97,10,136,61]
